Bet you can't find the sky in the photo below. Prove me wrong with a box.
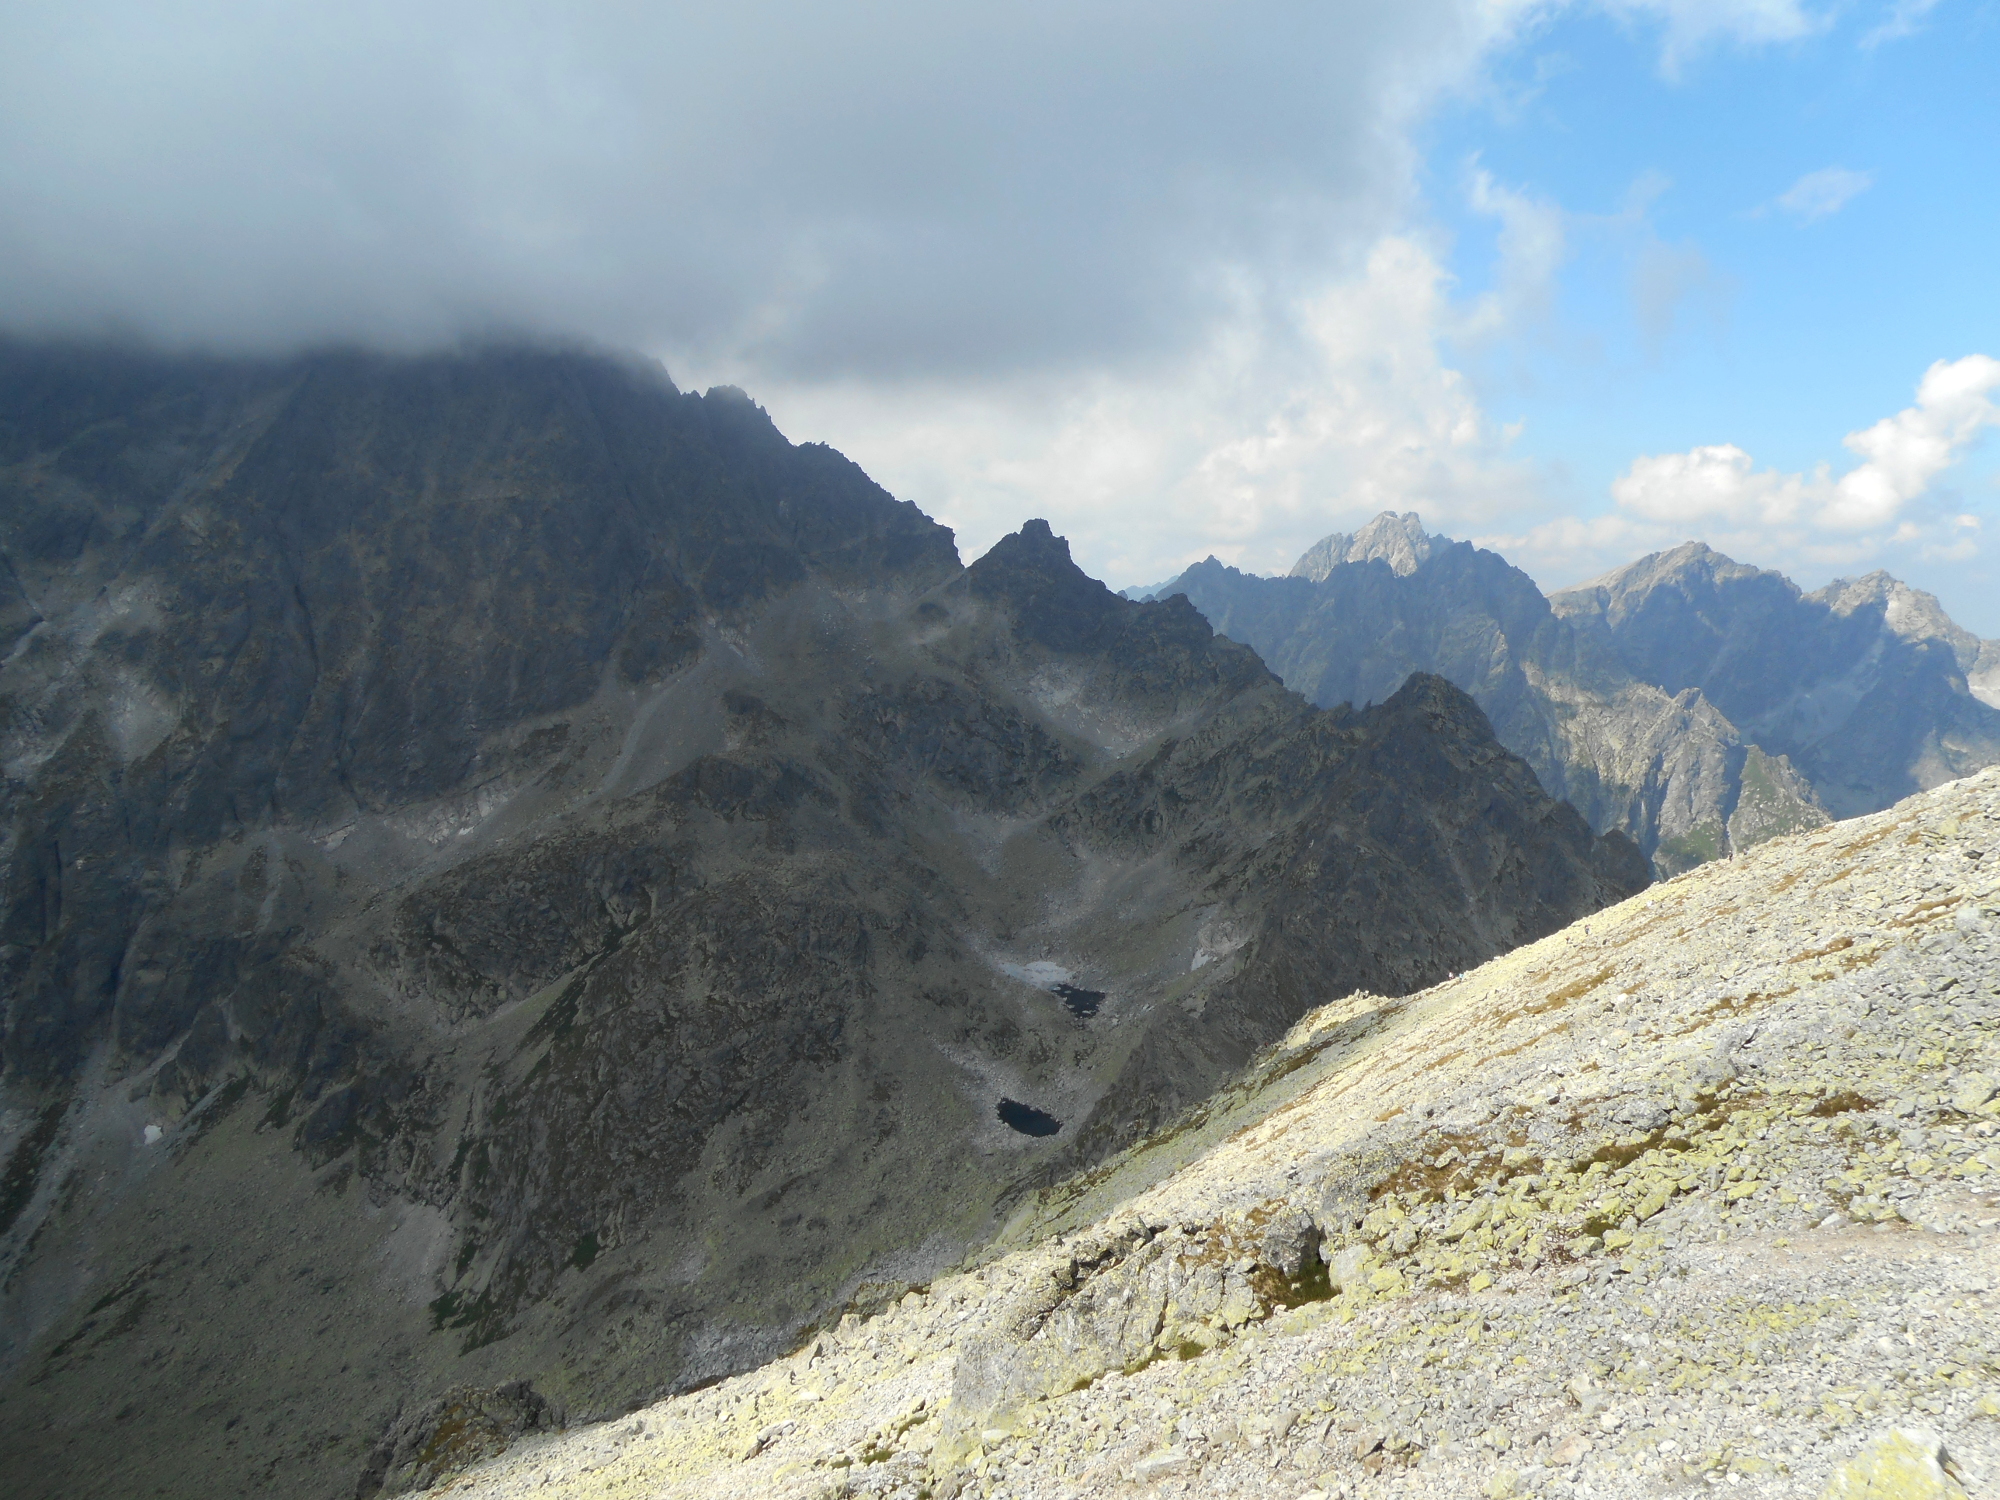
[2,1,1997,624]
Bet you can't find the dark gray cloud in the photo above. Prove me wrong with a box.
[0,0,1498,379]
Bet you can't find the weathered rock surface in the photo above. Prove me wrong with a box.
[356,1380,561,1498]
[0,344,1643,1500]
[1150,517,1834,875]
[453,768,2000,1500]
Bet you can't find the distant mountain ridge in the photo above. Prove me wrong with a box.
[1146,514,2000,871]
[1552,541,2000,818]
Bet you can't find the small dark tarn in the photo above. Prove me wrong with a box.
[1051,983,1104,1019]
[997,1099,1062,1136]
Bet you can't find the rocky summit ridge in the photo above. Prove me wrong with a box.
[443,768,2000,1500]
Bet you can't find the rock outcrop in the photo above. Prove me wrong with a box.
[355,1381,561,1498]
[446,767,2000,1500]
[0,344,1644,1500]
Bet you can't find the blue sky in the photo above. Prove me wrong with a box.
[1423,0,2000,622]
[3,0,1996,626]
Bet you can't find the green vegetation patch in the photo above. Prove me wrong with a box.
[0,1098,66,1236]
[1655,820,1726,877]
[428,1287,511,1352]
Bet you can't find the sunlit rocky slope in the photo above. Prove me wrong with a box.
[1149,513,2000,877]
[0,342,1643,1500]
[449,769,2000,1500]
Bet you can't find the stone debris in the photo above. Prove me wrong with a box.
[443,769,2000,1500]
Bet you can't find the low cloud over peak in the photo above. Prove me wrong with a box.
[7,0,1985,629]
[0,0,1513,375]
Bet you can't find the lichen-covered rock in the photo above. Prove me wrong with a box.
[938,1209,1329,1460]
[1822,1429,1970,1500]
[355,1381,559,1497]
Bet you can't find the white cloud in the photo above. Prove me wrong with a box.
[1611,356,2000,534]
[1830,355,2000,526]
[1862,0,1943,48]
[1777,166,1874,222]
[1598,0,1824,77]
[752,235,1547,589]
[1478,356,2000,587]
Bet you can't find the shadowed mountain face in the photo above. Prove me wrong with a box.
[1551,543,2000,819]
[1152,522,1827,875]
[0,346,1645,1500]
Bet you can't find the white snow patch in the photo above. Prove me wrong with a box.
[999,960,1073,990]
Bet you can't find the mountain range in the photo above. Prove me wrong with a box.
[0,343,1644,1500]
[1142,511,2000,873]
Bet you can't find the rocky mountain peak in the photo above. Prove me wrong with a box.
[1812,569,1978,652]
[963,517,1126,649]
[1550,540,1786,631]
[1289,510,1439,581]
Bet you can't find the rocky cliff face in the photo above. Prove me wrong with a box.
[1154,523,1829,875]
[1552,542,2000,819]
[0,344,1645,1500]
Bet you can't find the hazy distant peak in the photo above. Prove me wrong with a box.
[1121,554,1241,602]
[1558,545,1987,659]
[1551,541,1778,623]
[1569,539,1743,589]
[1812,569,1947,630]
[1290,511,1437,581]
[1809,569,1992,672]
